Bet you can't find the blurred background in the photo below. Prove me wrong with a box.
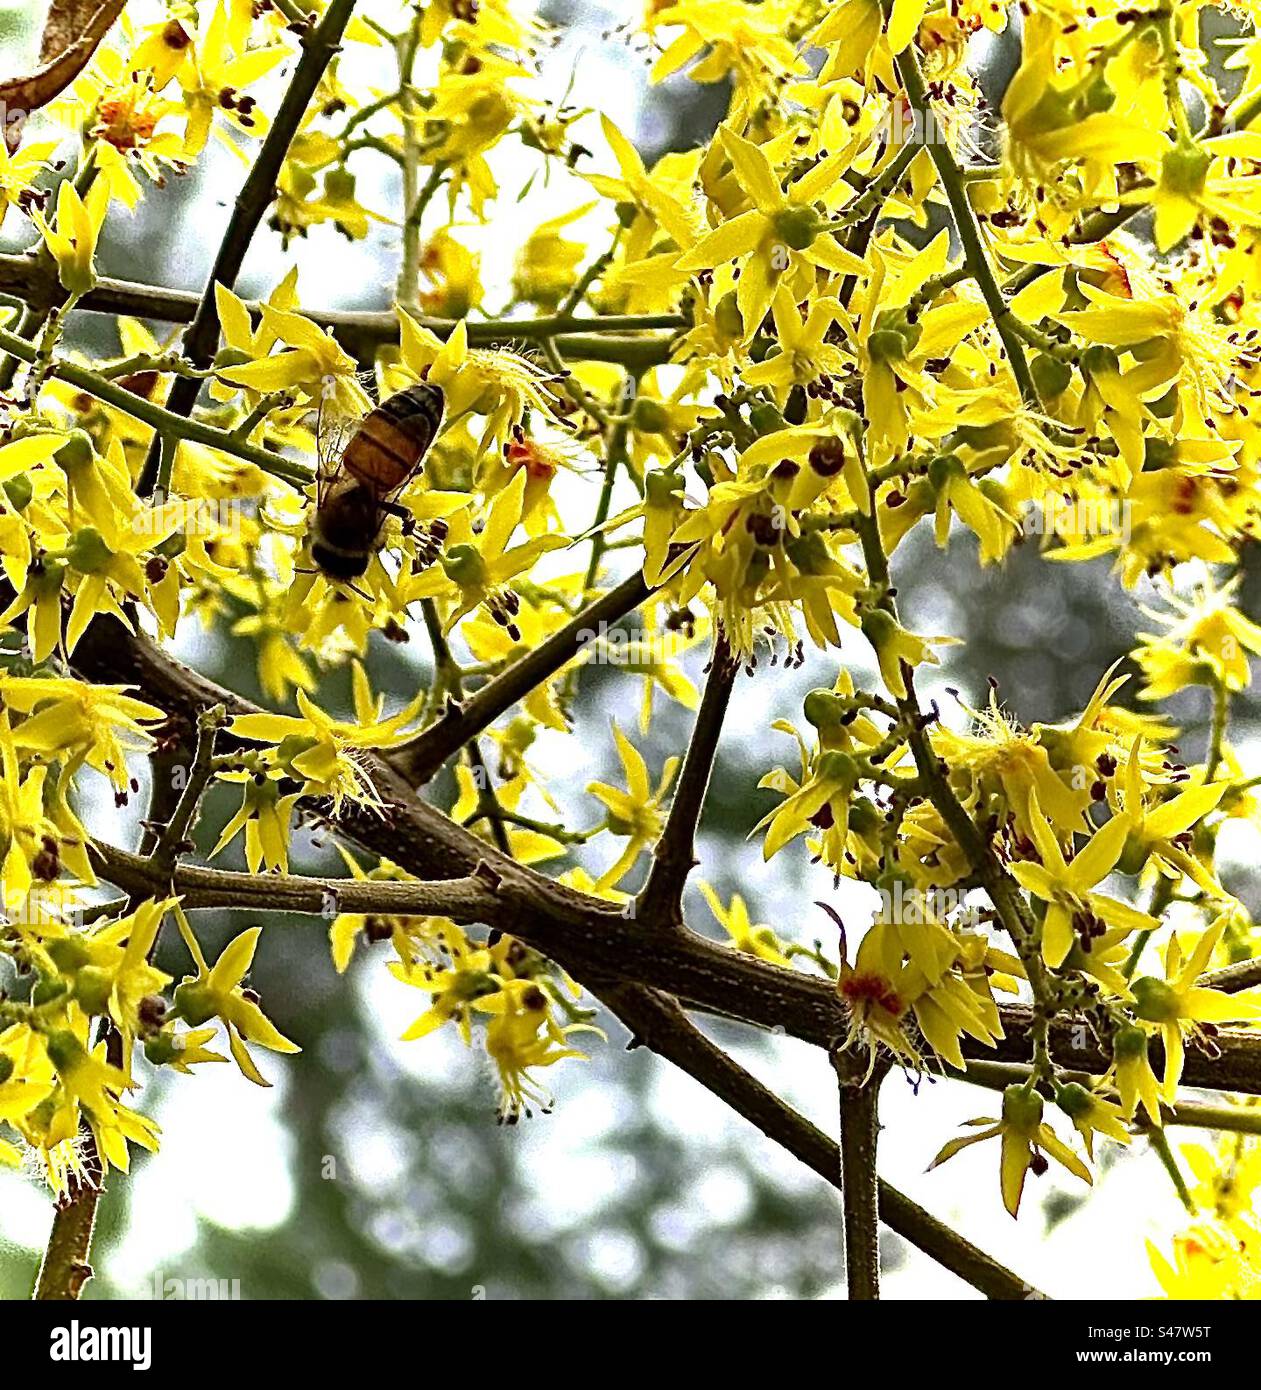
[0,0,1258,1300]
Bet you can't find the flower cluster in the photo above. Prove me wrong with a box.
[2,0,1261,1300]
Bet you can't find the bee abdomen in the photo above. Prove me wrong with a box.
[381,381,445,429]
[342,383,445,490]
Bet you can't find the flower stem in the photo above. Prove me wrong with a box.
[890,33,1040,410]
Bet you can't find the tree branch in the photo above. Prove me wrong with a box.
[67,618,1261,1096]
[392,569,653,784]
[599,984,1042,1299]
[834,1050,886,1299]
[0,255,680,367]
[638,633,738,925]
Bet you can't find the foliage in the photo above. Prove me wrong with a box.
[0,0,1260,1302]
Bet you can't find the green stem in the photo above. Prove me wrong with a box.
[1146,1122,1196,1213]
[0,324,311,488]
[890,37,1039,410]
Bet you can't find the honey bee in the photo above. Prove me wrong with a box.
[311,381,445,581]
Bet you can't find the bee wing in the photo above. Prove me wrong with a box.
[314,395,362,503]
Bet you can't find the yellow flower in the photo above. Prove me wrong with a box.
[227,662,424,812]
[172,925,300,1087]
[409,468,566,634]
[33,179,111,297]
[0,137,59,222]
[1135,580,1261,698]
[177,1,287,157]
[930,1084,1092,1218]
[475,978,598,1122]
[698,881,791,967]
[739,286,851,407]
[587,723,680,890]
[1149,1221,1261,1300]
[1054,1081,1131,1160]
[216,303,370,415]
[1114,736,1226,898]
[1130,916,1261,1102]
[928,454,1019,566]
[860,607,951,701]
[397,314,560,456]
[676,127,865,340]
[1009,791,1158,969]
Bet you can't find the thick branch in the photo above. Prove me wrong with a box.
[834,1052,885,1300]
[68,617,1261,1098]
[33,1130,104,1300]
[93,842,502,920]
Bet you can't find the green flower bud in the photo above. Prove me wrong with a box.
[748,402,786,436]
[927,453,966,492]
[771,205,823,252]
[1001,1083,1045,1132]
[144,1032,181,1067]
[1081,344,1121,379]
[323,167,356,202]
[74,965,113,1015]
[172,980,216,1027]
[1078,75,1115,116]
[803,688,845,728]
[848,796,880,836]
[1161,139,1211,200]
[1031,352,1073,400]
[441,543,487,586]
[1055,1081,1093,1118]
[1131,976,1180,1023]
[786,530,831,574]
[4,473,33,510]
[815,750,858,784]
[213,346,253,371]
[44,1029,85,1073]
[31,976,68,1006]
[867,328,909,363]
[645,469,683,506]
[631,397,670,433]
[46,937,91,972]
[713,290,743,339]
[54,431,95,473]
[65,526,114,575]
[1113,1023,1150,1061]
[1117,832,1151,878]
[275,733,318,767]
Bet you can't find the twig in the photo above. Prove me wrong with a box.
[0,323,312,485]
[393,569,653,784]
[890,30,1039,409]
[638,633,738,925]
